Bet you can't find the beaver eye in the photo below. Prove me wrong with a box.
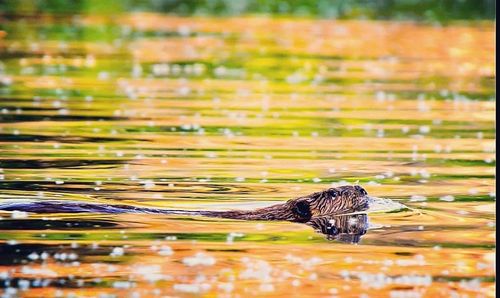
[328,189,339,198]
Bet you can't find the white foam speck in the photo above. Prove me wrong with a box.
[173,283,211,293]
[113,281,133,289]
[439,195,455,202]
[110,247,124,257]
[409,195,427,202]
[11,211,28,219]
[217,283,234,293]
[182,253,216,267]
[158,245,173,256]
[259,283,275,292]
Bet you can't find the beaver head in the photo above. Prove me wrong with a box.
[287,185,370,222]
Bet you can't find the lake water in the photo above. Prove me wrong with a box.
[0,13,495,297]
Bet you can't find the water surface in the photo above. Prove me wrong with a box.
[0,13,495,297]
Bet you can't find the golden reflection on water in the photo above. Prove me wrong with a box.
[0,12,495,298]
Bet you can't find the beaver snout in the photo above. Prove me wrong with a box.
[354,195,370,211]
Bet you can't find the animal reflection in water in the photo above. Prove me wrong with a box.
[307,214,368,244]
[0,185,371,243]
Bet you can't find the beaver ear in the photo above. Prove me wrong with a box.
[292,201,311,222]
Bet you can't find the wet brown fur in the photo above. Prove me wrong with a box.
[202,185,370,222]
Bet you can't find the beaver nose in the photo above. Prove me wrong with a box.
[354,185,367,196]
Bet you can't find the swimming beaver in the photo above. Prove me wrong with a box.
[0,185,371,222]
[0,185,371,243]
[201,185,370,222]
